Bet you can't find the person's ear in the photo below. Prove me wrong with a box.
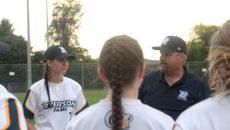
[46,60,53,67]
[178,53,186,63]
[97,67,107,81]
[138,62,146,79]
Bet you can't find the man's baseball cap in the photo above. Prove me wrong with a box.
[0,41,10,54]
[152,36,187,54]
[44,45,76,61]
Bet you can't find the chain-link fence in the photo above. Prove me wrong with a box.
[0,62,208,92]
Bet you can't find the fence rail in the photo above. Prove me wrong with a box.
[0,62,208,92]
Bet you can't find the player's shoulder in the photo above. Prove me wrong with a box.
[68,103,100,126]
[29,79,45,90]
[0,84,17,100]
[141,103,173,119]
[134,103,174,129]
[64,77,80,85]
[0,84,8,93]
[177,97,213,120]
[64,77,82,89]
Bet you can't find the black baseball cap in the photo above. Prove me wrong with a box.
[152,36,187,54]
[44,45,76,61]
[0,41,10,54]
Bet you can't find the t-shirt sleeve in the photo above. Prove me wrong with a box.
[75,87,88,114]
[23,89,38,119]
[0,98,27,130]
[174,108,197,130]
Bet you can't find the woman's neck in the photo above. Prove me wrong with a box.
[106,85,138,99]
[49,74,64,83]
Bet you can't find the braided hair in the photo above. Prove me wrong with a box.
[99,35,144,130]
[44,63,51,108]
[208,20,230,94]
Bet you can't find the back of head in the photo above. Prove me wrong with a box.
[208,20,230,93]
[99,35,144,130]
[99,35,144,88]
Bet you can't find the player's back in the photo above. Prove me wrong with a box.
[66,98,174,130]
[175,92,230,130]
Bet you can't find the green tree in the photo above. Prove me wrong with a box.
[187,23,219,62]
[32,51,45,63]
[48,0,92,62]
[0,19,27,64]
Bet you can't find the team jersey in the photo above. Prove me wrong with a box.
[174,92,230,130]
[0,85,27,130]
[23,77,87,130]
[65,98,174,130]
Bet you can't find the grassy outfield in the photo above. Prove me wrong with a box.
[14,88,107,105]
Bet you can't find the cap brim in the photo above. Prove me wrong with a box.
[152,46,161,50]
[0,42,10,54]
[152,45,175,54]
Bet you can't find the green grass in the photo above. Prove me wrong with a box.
[14,88,107,105]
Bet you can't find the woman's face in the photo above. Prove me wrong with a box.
[47,58,69,75]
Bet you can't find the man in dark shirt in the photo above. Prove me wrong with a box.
[139,36,211,120]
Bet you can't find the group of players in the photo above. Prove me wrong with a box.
[1,20,230,130]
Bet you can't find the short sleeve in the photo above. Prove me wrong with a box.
[23,89,38,119]
[75,87,87,113]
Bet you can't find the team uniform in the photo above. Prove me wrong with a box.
[139,67,211,120]
[23,77,87,130]
[0,84,27,130]
[65,98,174,130]
[174,92,230,130]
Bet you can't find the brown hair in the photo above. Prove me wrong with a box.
[99,35,144,130]
[44,63,51,107]
[208,20,230,93]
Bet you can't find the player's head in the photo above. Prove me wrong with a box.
[98,35,144,130]
[208,20,230,93]
[43,45,75,76]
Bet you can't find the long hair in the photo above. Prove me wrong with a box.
[208,20,230,94]
[99,35,144,130]
[44,63,51,107]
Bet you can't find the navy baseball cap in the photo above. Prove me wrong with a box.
[152,36,187,54]
[44,45,76,61]
[0,41,10,54]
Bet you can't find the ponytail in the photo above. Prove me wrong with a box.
[44,64,51,108]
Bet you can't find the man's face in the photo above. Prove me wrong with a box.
[159,51,182,73]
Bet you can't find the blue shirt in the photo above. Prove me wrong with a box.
[138,68,211,120]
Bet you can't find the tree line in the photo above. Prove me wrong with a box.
[0,0,221,64]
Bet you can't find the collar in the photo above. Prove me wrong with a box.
[159,66,188,86]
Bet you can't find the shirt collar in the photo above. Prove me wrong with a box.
[159,66,188,85]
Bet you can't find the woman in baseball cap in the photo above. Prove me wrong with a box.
[23,45,88,130]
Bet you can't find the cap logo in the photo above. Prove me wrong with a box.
[59,46,67,54]
[162,37,170,46]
